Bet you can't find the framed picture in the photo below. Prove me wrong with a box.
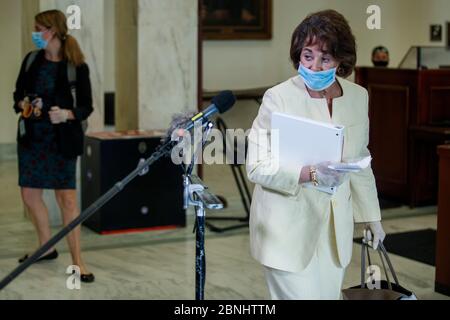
[447,22,450,47]
[430,24,442,42]
[201,0,272,40]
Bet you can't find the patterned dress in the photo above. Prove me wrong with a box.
[18,59,76,190]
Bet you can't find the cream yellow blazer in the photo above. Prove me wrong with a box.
[246,76,381,273]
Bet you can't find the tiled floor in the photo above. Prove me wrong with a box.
[0,157,448,300]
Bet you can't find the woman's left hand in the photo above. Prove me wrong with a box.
[315,161,348,187]
[364,221,386,250]
[49,106,69,124]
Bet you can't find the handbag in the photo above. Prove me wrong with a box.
[342,241,418,300]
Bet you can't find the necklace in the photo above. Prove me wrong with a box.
[306,82,343,99]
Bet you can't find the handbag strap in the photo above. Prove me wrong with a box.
[360,240,400,288]
[378,242,400,285]
[377,249,393,290]
[360,239,366,288]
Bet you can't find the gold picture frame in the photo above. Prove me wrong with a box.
[201,0,272,40]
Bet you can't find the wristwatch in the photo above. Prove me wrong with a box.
[310,166,319,186]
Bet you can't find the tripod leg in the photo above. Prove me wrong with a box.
[235,165,252,217]
[205,165,251,231]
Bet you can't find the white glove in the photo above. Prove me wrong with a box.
[32,98,43,117]
[32,98,43,109]
[49,106,69,124]
[364,221,386,250]
[315,161,348,188]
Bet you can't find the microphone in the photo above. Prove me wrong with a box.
[184,90,236,131]
[163,91,236,142]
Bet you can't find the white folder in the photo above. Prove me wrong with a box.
[271,112,345,194]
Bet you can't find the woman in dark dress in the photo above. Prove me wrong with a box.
[13,10,94,283]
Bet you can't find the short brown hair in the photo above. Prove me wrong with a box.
[290,10,356,78]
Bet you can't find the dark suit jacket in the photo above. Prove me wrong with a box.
[13,50,93,159]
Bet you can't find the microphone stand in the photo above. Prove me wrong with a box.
[183,121,224,300]
[0,120,224,300]
[0,139,177,291]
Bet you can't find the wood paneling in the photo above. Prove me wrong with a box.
[436,145,450,296]
[368,85,409,198]
[409,126,450,206]
[356,67,450,206]
[418,70,450,125]
[429,87,450,124]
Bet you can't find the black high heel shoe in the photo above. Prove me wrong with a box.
[18,249,59,264]
[71,270,95,283]
[80,273,95,283]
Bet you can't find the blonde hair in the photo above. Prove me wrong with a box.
[35,10,85,66]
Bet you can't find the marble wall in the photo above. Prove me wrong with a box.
[138,0,198,130]
[116,0,198,131]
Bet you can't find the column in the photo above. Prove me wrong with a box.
[115,0,138,131]
[116,0,198,131]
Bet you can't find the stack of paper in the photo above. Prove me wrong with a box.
[328,156,372,172]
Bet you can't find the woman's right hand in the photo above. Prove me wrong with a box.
[315,161,348,187]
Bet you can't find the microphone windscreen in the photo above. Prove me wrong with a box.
[212,91,236,114]
[161,111,196,143]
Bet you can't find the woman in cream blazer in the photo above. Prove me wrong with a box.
[246,10,386,300]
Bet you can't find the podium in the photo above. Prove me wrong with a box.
[436,145,450,296]
[355,67,450,206]
[81,130,186,234]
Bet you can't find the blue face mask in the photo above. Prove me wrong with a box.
[298,63,337,91]
[32,32,48,49]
